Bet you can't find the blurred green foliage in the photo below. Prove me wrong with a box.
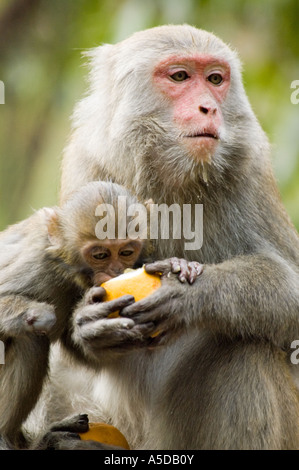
[0,0,299,229]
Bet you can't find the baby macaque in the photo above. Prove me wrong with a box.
[0,180,201,449]
[0,181,145,448]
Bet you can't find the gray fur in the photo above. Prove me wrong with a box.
[27,25,299,449]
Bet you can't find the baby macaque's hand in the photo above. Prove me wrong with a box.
[24,302,56,335]
[146,257,203,284]
[72,287,155,354]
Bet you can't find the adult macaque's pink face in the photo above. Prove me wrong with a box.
[153,54,230,162]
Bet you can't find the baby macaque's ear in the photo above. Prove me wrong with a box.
[42,207,63,250]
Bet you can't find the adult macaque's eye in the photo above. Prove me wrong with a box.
[207,73,223,85]
[170,70,189,82]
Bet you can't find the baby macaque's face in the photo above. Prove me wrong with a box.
[81,238,143,286]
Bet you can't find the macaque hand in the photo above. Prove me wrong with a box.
[35,414,121,450]
[154,257,204,284]
[120,263,204,346]
[72,287,156,355]
[24,301,56,335]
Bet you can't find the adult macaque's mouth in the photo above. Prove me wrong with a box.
[185,133,218,139]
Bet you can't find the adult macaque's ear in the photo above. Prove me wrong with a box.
[42,207,63,250]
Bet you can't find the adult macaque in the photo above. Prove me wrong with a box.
[47,24,299,450]
[0,181,152,449]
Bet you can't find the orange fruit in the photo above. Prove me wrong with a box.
[79,422,130,449]
[102,267,161,308]
[101,267,161,337]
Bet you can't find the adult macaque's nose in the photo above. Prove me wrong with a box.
[199,104,217,115]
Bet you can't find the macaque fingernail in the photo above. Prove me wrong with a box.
[172,266,181,273]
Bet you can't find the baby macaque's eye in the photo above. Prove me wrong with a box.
[92,252,108,260]
[90,247,110,260]
[120,250,134,257]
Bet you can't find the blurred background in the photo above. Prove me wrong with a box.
[0,0,299,230]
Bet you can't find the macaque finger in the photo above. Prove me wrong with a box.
[78,316,135,336]
[83,286,106,304]
[77,318,155,350]
[49,414,89,433]
[110,322,157,345]
[187,262,204,284]
[76,295,135,325]
[144,260,172,275]
[127,309,162,325]
[169,257,182,273]
[120,287,171,317]
[176,259,190,283]
[105,295,136,314]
